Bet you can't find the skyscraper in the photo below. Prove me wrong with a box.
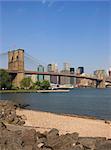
[60,63,71,85]
[109,67,111,76]
[37,65,44,81]
[63,62,70,71]
[76,67,84,75]
[47,64,58,72]
[94,70,106,79]
[47,64,58,84]
[76,67,84,87]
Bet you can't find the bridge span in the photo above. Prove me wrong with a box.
[7,70,102,81]
[1,49,111,88]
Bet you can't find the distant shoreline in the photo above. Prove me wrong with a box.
[0,88,110,93]
[0,89,70,93]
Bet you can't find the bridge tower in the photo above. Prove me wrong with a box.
[8,49,25,87]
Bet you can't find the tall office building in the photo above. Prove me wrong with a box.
[44,68,50,82]
[60,70,70,85]
[63,62,70,71]
[37,65,44,81]
[94,70,106,79]
[109,67,111,76]
[70,68,75,86]
[31,75,37,83]
[76,67,84,75]
[60,63,71,85]
[47,64,58,72]
[76,67,84,87]
[47,64,58,84]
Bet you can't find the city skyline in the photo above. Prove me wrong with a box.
[1,0,110,73]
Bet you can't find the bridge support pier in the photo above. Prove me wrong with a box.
[12,73,24,88]
[96,80,106,88]
[57,76,61,85]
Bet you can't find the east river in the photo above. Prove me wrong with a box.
[0,88,111,120]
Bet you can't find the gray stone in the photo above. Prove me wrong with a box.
[0,122,7,130]
[22,129,37,145]
[95,140,111,150]
[78,137,106,149]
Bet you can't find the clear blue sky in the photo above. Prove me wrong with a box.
[0,0,110,73]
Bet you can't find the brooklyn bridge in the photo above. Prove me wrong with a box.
[0,49,111,88]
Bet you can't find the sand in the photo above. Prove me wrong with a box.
[16,109,111,138]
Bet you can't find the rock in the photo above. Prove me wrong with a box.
[23,145,34,150]
[42,147,53,150]
[71,144,85,150]
[78,137,106,149]
[57,133,79,150]
[45,131,79,150]
[36,131,47,139]
[22,129,37,145]
[21,114,27,121]
[0,122,7,130]
[18,120,25,126]
[95,140,111,150]
[45,128,60,148]
[13,117,19,124]
[6,114,15,123]
[46,128,59,138]
[0,101,26,125]
[37,142,44,148]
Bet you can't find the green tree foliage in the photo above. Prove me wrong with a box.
[34,81,41,90]
[34,80,50,90]
[40,80,50,90]
[20,77,32,89]
[0,69,12,90]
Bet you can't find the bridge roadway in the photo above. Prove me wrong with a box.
[7,69,103,81]
[4,69,111,83]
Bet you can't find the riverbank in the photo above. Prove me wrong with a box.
[0,89,70,93]
[0,100,111,149]
[16,109,111,138]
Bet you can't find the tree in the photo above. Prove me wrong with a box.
[20,77,32,89]
[0,69,12,90]
[40,80,50,90]
[34,81,41,90]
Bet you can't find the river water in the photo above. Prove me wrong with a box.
[0,88,111,120]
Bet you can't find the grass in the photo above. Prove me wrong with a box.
[0,89,37,93]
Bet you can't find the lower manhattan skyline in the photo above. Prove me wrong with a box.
[1,0,110,73]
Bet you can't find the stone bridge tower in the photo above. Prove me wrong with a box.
[8,49,25,87]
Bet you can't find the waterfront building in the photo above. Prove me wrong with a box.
[47,64,58,84]
[44,75,50,82]
[76,67,84,87]
[37,65,44,81]
[109,67,111,76]
[70,68,75,86]
[63,62,70,71]
[79,73,94,87]
[60,70,70,85]
[59,63,71,85]
[47,64,58,72]
[76,67,84,75]
[31,75,37,83]
[94,70,106,79]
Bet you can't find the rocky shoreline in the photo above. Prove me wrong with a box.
[0,101,26,126]
[0,101,111,150]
